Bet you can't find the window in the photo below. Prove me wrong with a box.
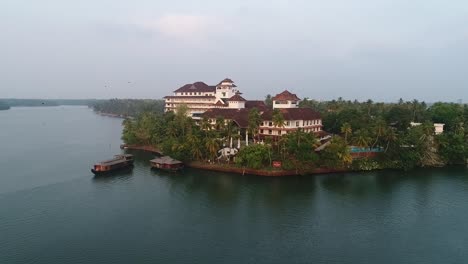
[286,121,290,126]
[291,101,296,104]
[222,92,226,97]
[260,129,264,134]
[296,121,299,127]
[269,122,273,126]
[268,130,272,135]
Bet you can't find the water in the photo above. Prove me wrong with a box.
[0,106,467,264]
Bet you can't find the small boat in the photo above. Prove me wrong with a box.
[150,156,184,172]
[91,154,134,175]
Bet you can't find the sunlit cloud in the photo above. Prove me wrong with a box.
[134,14,224,41]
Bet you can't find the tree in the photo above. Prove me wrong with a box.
[429,103,464,132]
[248,108,262,142]
[265,94,273,108]
[235,144,271,169]
[200,116,211,131]
[320,136,352,168]
[351,129,371,149]
[272,109,285,137]
[371,119,387,148]
[187,134,204,161]
[280,130,319,172]
[214,116,226,134]
[205,137,220,162]
[121,118,138,144]
[340,122,352,144]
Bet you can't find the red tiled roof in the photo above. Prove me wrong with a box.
[215,100,227,106]
[227,94,246,102]
[218,78,234,84]
[245,101,268,111]
[202,108,250,128]
[174,82,216,93]
[261,108,321,121]
[272,90,300,101]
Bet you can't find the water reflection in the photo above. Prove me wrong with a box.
[91,168,134,184]
[162,168,318,211]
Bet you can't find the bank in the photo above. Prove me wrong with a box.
[121,144,349,176]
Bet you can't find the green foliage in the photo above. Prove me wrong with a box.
[264,94,273,108]
[320,136,352,168]
[437,131,467,164]
[248,108,262,141]
[278,130,319,171]
[352,158,381,171]
[235,144,272,169]
[429,103,465,132]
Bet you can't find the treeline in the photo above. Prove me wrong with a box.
[0,99,99,107]
[121,99,467,172]
[300,98,468,168]
[91,99,165,117]
[0,101,10,110]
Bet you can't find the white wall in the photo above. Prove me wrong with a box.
[272,100,299,109]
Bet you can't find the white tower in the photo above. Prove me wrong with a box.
[215,78,239,101]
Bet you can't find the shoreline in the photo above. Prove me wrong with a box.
[121,144,349,176]
[186,161,349,177]
[121,144,467,176]
[120,144,163,155]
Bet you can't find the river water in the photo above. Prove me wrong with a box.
[0,106,467,264]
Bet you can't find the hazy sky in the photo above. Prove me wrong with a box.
[1,0,467,102]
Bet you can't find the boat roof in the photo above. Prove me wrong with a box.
[150,156,183,165]
[96,154,132,166]
[115,154,133,158]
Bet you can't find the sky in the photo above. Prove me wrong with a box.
[1,0,467,102]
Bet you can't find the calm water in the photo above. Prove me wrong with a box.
[1,106,467,264]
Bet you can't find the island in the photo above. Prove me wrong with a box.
[95,78,468,176]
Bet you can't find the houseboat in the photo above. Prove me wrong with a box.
[91,154,134,175]
[150,156,184,172]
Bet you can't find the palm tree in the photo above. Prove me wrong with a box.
[340,122,352,144]
[272,109,285,151]
[352,129,371,149]
[225,121,238,148]
[215,116,226,134]
[200,116,211,133]
[248,108,262,143]
[371,119,387,148]
[383,128,397,152]
[272,109,285,137]
[187,135,203,160]
[366,99,373,117]
[205,137,220,163]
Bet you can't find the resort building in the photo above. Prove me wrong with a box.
[200,89,325,139]
[164,78,245,119]
[164,78,325,139]
[259,108,323,137]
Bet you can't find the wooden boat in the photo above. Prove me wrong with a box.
[91,154,134,175]
[150,156,184,172]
